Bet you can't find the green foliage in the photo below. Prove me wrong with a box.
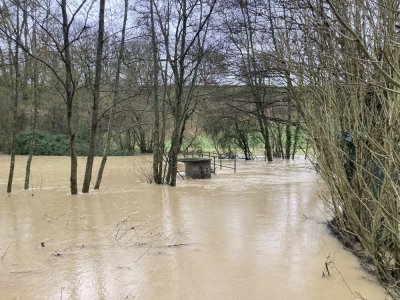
[14,131,135,156]
[195,136,215,151]
[16,131,74,155]
[181,134,214,153]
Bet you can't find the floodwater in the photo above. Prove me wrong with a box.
[0,155,391,299]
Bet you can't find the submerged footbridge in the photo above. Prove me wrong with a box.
[180,151,237,179]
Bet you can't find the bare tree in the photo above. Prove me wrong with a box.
[82,0,106,193]
[2,0,94,194]
[94,0,128,190]
[152,0,217,186]
[223,0,280,161]
[61,0,91,194]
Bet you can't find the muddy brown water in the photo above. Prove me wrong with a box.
[0,155,391,299]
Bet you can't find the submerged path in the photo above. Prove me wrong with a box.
[0,155,390,299]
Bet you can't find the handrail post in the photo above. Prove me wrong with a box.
[213,156,216,174]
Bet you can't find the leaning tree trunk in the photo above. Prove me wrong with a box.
[7,4,20,193]
[94,20,124,192]
[94,0,128,190]
[24,74,38,190]
[24,7,38,190]
[82,0,106,193]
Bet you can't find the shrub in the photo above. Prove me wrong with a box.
[14,131,137,156]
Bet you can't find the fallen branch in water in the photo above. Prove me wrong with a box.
[322,254,332,277]
[1,243,13,262]
[9,270,32,274]
[135,245,152,262]
[166,243,199,248]
[115,215,136,242]
[322,254,367,300]
[65,213,71,230]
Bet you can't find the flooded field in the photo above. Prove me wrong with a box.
[0,155,390,299]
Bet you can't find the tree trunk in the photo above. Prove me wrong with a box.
[264,121,273,161]
[82,0,105,193]
[292,125,300,159]
[67,109,78,195]
[284,71,294,160]
[94,0,129,190]
[139,132,147,153]
[277,123,284,159]
[24,4,38,190]
[285,123,291,159]
[150,0,163,184]
[61,0,78,195]
[166,99,185,186]
[127,130,133,151]
[7,3,20,193]
[153,0,215,186]
[24,80,38,190]
[167,128,182,187]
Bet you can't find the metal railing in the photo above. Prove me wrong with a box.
[182,151,237,174]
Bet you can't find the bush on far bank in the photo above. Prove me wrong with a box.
[12,131,135,156]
